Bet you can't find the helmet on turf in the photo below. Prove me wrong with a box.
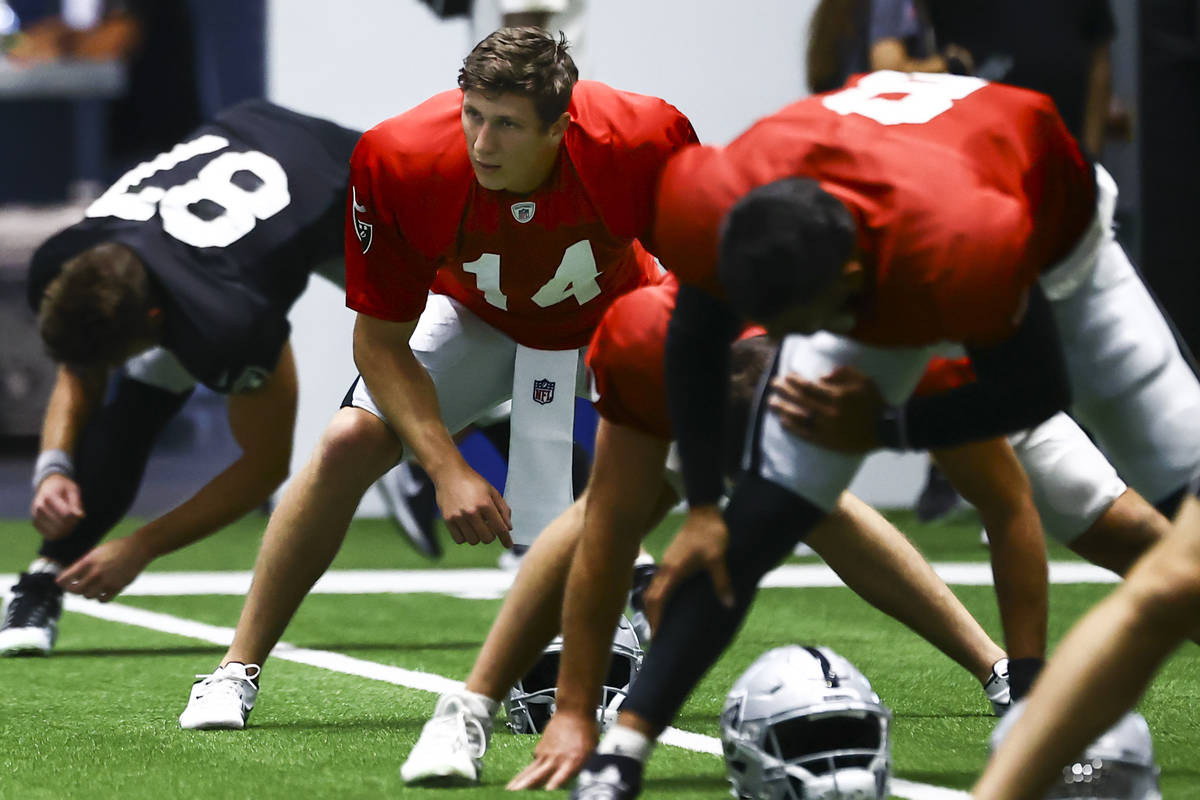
[720,645,891,800]
[504,614,643,734]
[991,703,1161,800]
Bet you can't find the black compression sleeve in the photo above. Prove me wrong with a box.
[665,285,744,507]
[885,285,1071,450]
[621,472,826,729]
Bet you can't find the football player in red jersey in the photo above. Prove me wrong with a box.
[571,71,1200,799]
[177,27,697,732]
[400,275,1016,786]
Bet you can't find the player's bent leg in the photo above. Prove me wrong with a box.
[1068,489,1171,576]
[974,496,1200,800]
[622,473,821,735]
[1050,230,1200,508]
[809,493,1008,706]
[225,407,402,666]
[401,503,586,785]
[180,408,402,729]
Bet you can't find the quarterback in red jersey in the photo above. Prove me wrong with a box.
[574,71,1200,799]
[401,276,1014,789]
[175,28,697,734]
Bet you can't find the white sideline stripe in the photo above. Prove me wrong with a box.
[59,596,966,800]
[0,561,1120,601]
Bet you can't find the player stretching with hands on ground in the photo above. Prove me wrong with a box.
[177,27,698,729]
[1,101,359,656]
[572,71,1200,798]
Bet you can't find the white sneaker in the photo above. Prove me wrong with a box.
[179,663,260,729]
[400,692,493,785]
[984,658,1012,716]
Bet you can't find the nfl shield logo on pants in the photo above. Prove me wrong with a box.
[532,378,556,405]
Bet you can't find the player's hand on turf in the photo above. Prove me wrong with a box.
[769,365,884,453]
[30,473,85,540]
[506,709,597,791]
[645,505,734,631]
[57,536,153,601]
[433,464,513,548]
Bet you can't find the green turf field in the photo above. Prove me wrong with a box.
[1,509,1197,799]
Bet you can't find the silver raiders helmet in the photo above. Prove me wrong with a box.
[991,702,1161,800]
[720,645,891,800]
[504,614,644,734]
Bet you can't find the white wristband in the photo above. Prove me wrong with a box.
[32,449,74,490]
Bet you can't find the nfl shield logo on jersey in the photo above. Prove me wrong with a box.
[352,186,373,253]
[532,378,555,405]
[511,202,536,224]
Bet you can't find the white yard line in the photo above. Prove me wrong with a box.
[53,596,971,799]
[1,561,1121,602]
[4,560,1105,798]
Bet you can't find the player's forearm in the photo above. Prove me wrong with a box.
[130,452,289,559]
[890,288,1070,449]
[354,320,464,479]
[666,286,742,507]
[40,366,105,454]
[556,526,640,715]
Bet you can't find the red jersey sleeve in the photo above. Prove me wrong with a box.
[587,277,678,439]
[344,128,440,322]
[914,356,978,397]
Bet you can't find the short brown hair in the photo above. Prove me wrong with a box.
[459,27,578,128]
[38,242,160,367]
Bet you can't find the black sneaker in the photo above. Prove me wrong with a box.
[915,463,961,522]
[571,752,643,800]
[628,563,657,644]
[0,572,63,656]
[378,462,442,559]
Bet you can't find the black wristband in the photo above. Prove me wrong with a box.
[876,404,909,451]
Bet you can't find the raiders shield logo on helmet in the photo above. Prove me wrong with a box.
[352,186,373,254]
[511,202,536,224]
[532,378,555,405]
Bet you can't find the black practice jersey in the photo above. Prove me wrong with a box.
[28,100,360,393]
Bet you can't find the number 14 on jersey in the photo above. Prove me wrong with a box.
[463,239,603,310]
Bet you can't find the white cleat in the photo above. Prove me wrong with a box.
[400,692,492,785]
[984,658,1012,716]
[179,662,260,730]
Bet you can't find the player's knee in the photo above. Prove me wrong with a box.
[1126,551,1200,626]
[314,409,401,478]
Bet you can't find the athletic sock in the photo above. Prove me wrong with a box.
[460,688,500,719]
[28,558,62,577]
[597,724,654,763]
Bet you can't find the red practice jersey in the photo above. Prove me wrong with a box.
[653,71,1095,348]
[588,274,764,439]
[345,81,697,350]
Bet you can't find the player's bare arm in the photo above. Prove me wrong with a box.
[509,422,673,791]
[354,313,513,547]
[58,343,299,601]
[30,365,107,540]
